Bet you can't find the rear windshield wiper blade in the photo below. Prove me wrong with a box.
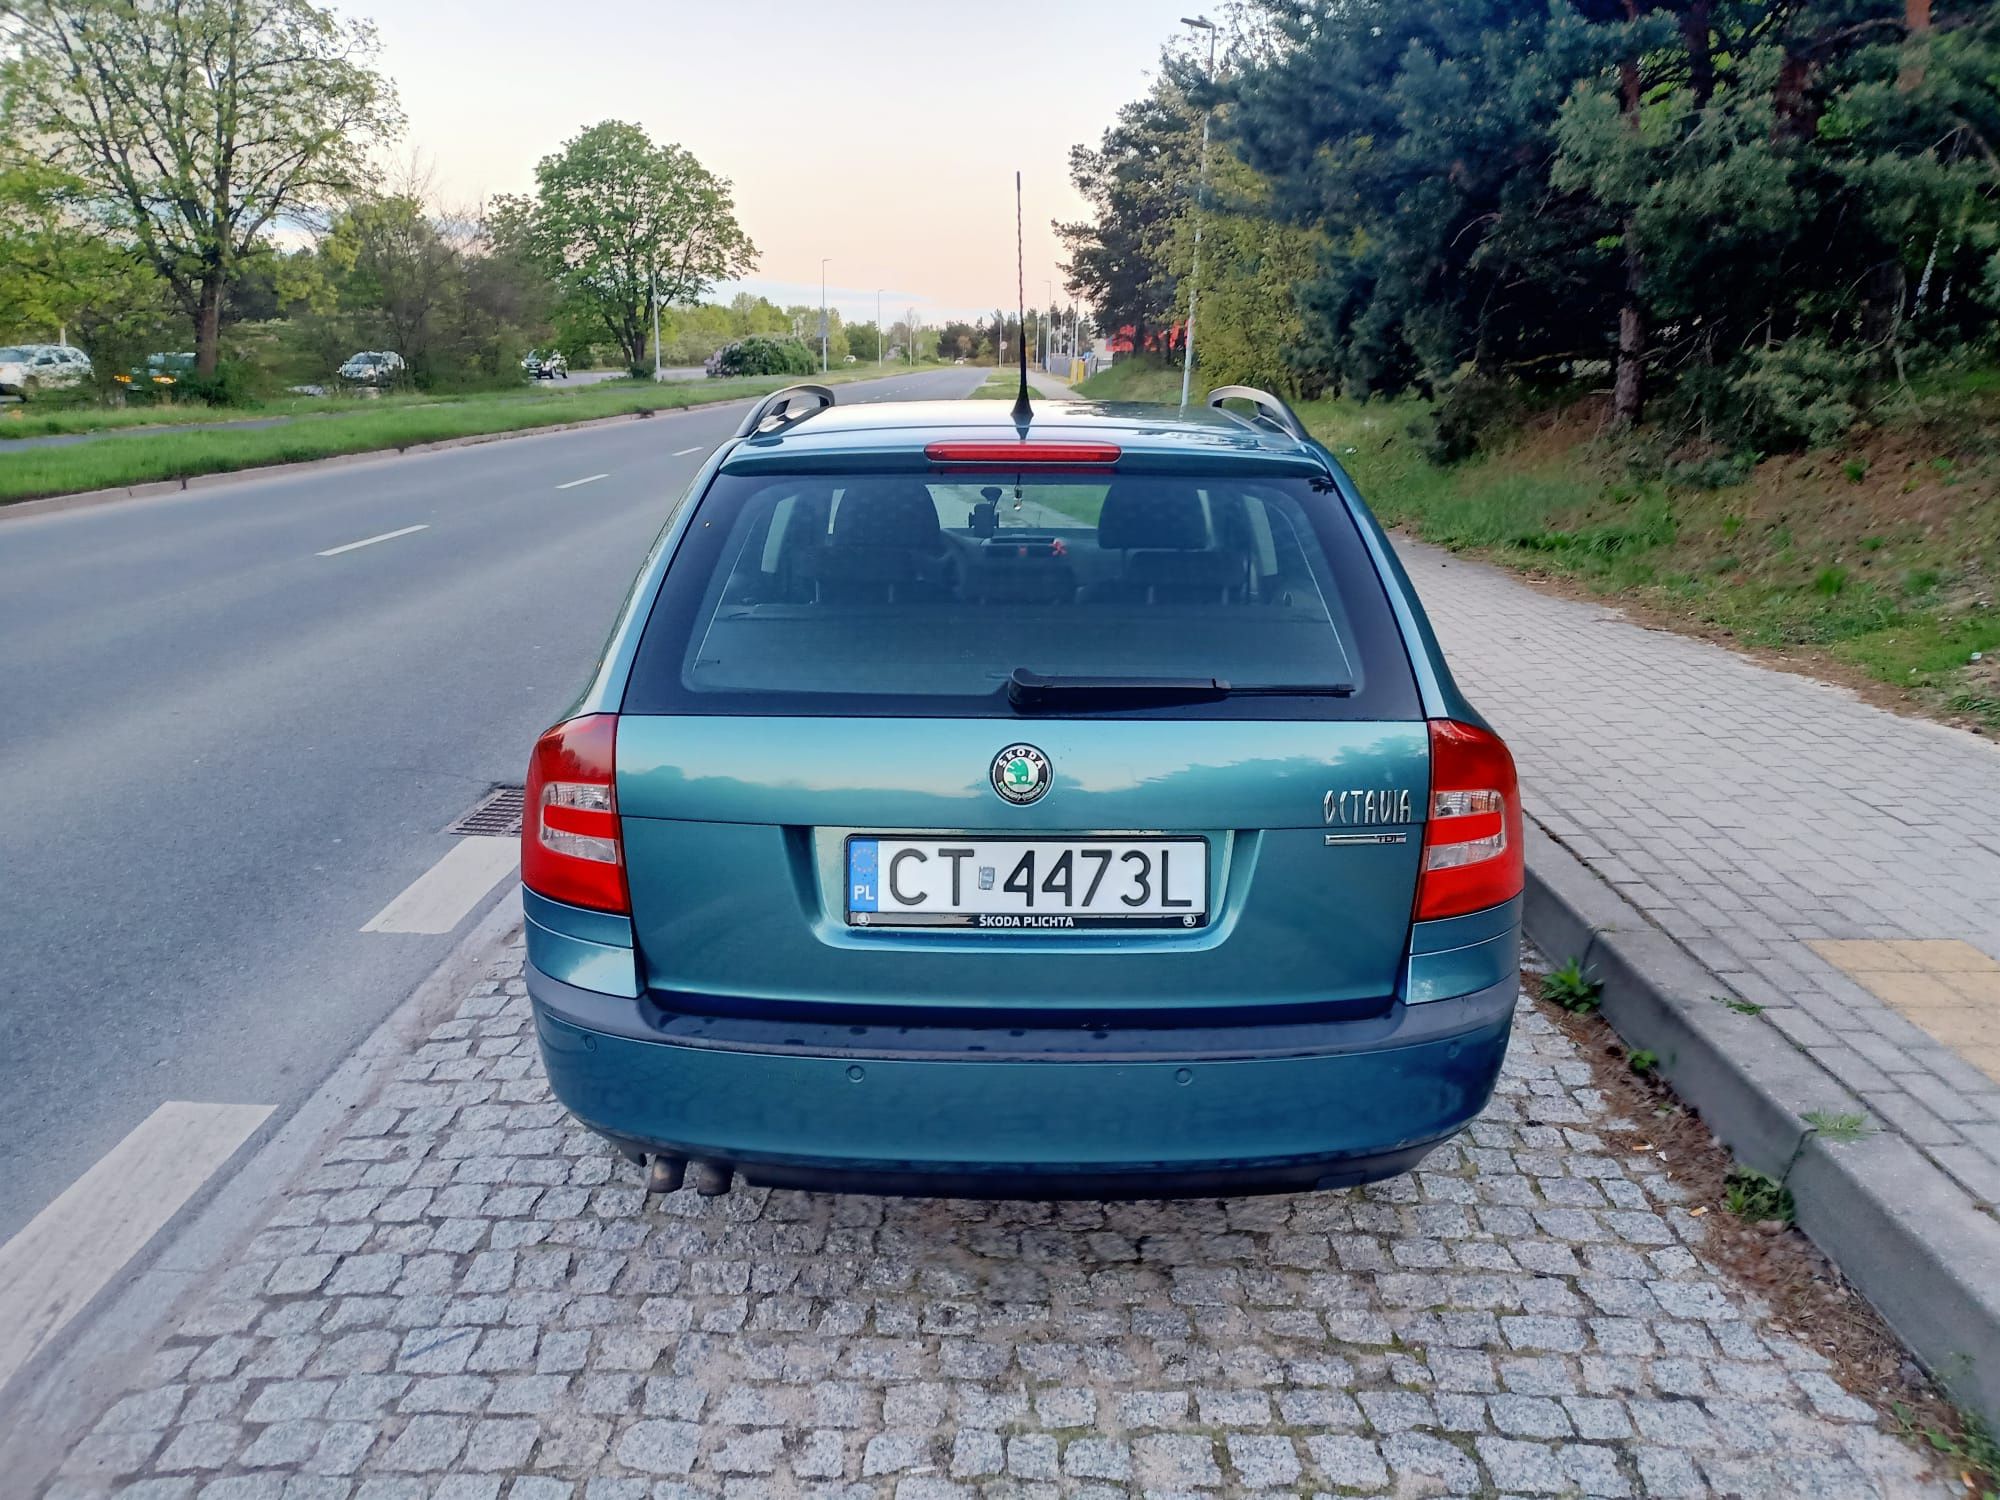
[1007,668,1353,711]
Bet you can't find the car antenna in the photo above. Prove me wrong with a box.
[1011,170,1032,426]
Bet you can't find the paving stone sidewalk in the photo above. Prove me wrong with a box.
[1400,537,2000,1208]
[46,938,1948,1499]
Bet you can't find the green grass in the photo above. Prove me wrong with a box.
[0,365,934,505]
[965,371,1019,398]
[1072,361,1194,404]
[0,381,561,440]
[1723,1165,1796,1224]
[1285,382,2000,734]
[1543,959,1603,1015]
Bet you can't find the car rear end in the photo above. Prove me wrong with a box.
[523,401,1521,1197]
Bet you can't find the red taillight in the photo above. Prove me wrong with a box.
[924,440,1121,465]
[522,713,627,914]
[1415,719,1523,921]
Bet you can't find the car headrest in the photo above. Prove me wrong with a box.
[830,485,943,548]
[1095,483,1211,551]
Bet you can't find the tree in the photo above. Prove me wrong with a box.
[328,195,462,381]
[1058,79,1202,357]
[0,160,166,350]
[845,319,883,362]
[1,0,401,376]
[490,121,756,374]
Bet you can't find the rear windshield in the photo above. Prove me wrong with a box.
[623,470,1419,720]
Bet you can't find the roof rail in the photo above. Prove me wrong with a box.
[732,383,836,440]
[1206,385,1309,444]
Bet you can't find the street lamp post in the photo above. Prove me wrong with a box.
[1180,14,1217,409]
[876,288,884,366]
[820,258,831,374]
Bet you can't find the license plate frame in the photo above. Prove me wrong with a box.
[844,835,1210,931]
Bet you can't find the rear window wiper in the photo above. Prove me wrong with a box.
[1007,668,1354,711]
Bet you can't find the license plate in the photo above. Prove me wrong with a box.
[845,837,1208,930]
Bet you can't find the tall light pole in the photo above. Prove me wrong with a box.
[650,267,662,380]
[1180,14,1217,409]
[876,288,884,366]
[819,258,831,374]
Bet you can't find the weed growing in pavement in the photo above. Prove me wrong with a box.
[1628,1049,1659,1075]
[1544,959,1603,1014]
[1895,1402,2000,1500]
[1804,1109,1875,1143]
[1716,993,1766,1016]
[1723,1165,1796,1225]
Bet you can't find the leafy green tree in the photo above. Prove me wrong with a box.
[727,292,790,335]
[0,160,166,352]
[326,196,462,383]
[490,121,757,374]
[1,0,401,376]
[1057,79,1202,356]
[845,320,883,362]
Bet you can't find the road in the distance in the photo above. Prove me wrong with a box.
[0,364,983,1242]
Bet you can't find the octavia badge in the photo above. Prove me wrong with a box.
[991,744,1051,805]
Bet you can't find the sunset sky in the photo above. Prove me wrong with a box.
[333,0,1202,323]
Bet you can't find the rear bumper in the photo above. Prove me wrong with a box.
[527,963,1516,1198]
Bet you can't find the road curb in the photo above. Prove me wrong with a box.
[0,896,527,1495]
[1522,821,2000,1427]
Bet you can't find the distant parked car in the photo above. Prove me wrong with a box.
[0,343,93,398]
[114,352,196,397]
[523,350,569,380]
[338,350,405,387]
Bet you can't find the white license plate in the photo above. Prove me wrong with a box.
[846,837,1208,930]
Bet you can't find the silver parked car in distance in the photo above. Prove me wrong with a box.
[337,350,406,387]
[0,343,94,398]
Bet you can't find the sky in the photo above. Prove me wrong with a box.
[330,0,1201,324]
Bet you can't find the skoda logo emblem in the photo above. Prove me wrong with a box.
[991,744,1051,805]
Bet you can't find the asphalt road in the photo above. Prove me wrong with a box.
[0,363,984,1243]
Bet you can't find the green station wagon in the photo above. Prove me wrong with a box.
[522,384,1522,1198]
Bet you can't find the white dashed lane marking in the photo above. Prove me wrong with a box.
[0,1101,272,1390]
[359,836,519,935]
[671,447,703,456]
[554,473,608,490]
[315,524,428,557]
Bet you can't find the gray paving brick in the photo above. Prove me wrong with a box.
[64,948,1958,1500]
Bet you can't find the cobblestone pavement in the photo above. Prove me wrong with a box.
[1402,537,2000,1208]
[44,938,1949,1499]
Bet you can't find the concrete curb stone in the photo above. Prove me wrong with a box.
[1523,820,2000,1427]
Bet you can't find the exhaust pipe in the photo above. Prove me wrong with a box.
[686,1160,732,1197]
[645,1156,685,1194]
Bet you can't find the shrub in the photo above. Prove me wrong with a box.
[1726,337,1872,450]
[1417,367,1520,464]
[177,358,265,407]
[708,336,816,378]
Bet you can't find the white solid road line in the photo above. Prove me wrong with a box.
[316,524,429,557]
[671,446,703,456]
[361,836,520,935]
[555,473,608,489]
[0,1100,272,1391]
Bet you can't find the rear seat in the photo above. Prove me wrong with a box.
[1086,483,1249,604]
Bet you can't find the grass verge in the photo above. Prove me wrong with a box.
[964,369,1020,398]
[0,365,940,506]
[1073,359,2000,733]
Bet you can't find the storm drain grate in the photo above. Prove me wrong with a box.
[444,784,525,837]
